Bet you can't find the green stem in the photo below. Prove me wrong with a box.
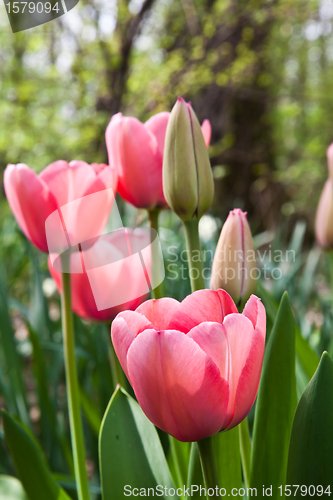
[183,218,205,292]
[238,418,251,488]
[148,209,164,299]
[61,267,90,500]
[197,437,221,499]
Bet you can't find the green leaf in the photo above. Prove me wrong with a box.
[287,352,333,489]
[168,437,190,493]
[99,386,178,500]
[250,292,297,499]
[257,282,319,388]
[212,427,242,495]
[186,444,204,500]
[29,249,52,341]
[0,278,30,427]
[256,280,278,341]
[2,411,71,500]
[0,475,28,500]
[27,324,74,475]
[80,385,102,436]
[295,326,319,380]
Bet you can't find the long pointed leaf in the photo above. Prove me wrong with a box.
[287,352,333,490]
[0,279,30,427]
[186,443,205,500]
[2,411,71,500]
[99,386,178,499]
[213,427,242,496]
[250,292,297,499]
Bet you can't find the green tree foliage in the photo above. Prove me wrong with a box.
[0,0,332,223]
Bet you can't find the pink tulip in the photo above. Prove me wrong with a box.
[4,161,117,253]
[315,143,333,249]
[211,209,257,306]
[105,111,211,210]
[201,119,212,147]
[49,228,151,322]
[111,289,266,442]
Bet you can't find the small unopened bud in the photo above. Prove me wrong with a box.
[315,144,333,249]
[210,209,257,306]
[163,97,214,222]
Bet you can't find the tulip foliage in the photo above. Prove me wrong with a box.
[0,100,333,500]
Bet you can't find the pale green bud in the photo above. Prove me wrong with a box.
[163,97,214,222]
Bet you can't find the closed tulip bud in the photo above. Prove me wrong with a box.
[315,144,333,249]
[211,209,257,307]
[163,97,214,221]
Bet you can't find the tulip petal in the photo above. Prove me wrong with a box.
[97,167,118,194]
[136,298,180,329]
[127,329,229,442]
[145,112,170,157]
[168,289,237,332]
[217,289,238,316]
[242,295,266,342]
[4,164,57,252]
[106,114,164,208]
[315,178,333,248]
[40,160,99,207]
[49,257,118,322]
[111,311,154,380]
[49,229,150,323]
[224,303,265,429]
[201,119,211,147]
[42,161,115,247]
[187,322,229,380]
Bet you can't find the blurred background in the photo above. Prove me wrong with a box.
[1,0,333,228]
[0,0,333,495]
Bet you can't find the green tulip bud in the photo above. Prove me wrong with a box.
[163,97,214,222]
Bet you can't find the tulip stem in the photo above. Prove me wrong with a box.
[148,209,164,299]
[61,264,90,500]
[183,218,205,292]
[197,437,221,499]
[239,418,251,488]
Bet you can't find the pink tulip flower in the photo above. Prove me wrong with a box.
[111,289,266,442]
[49,228,151,322]
[315,144,333,249]
[4,161,118,253]
[105,111,211,210]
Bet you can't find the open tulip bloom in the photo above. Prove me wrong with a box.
[4,160,117,253]
[49,228,151,322]
[111,289,266,442]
